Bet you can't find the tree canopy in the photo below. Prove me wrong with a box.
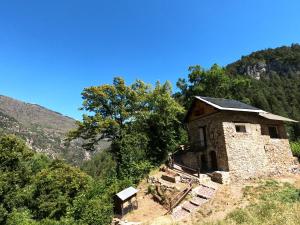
[69,77,186,182]
[0,134,114,225]
[175,63,300,140]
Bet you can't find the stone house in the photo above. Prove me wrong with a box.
[176,96,298,181]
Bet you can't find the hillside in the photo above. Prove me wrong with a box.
[175,44,300,140]
[226,44,300,139]
[0,95,110,165]
[226,44,300,79]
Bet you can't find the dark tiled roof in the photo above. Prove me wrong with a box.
[197,96,262,111]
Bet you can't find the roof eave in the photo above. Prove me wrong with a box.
[194,96,265,113]
[259,112,298,123]
[189,96,298,123]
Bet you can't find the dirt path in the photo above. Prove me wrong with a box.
[123,180,172,224]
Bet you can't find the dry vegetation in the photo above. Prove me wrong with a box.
[187,175,299,225]
[124,174,300,225]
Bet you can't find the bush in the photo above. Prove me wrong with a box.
[70,181,114,225]
[31,161,92,220]
[0,204,8,224]
[78,197,113,225]
[6,209,37,225]
[290,141,300,158]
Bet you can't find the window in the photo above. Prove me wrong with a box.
[268,126,279,138]
[235,124,246,133]
[198,127,206,147]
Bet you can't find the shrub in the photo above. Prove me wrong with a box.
[0,204,8,224]
[6,209,37,225]
[30,161,92,220]
[290,141,300,158]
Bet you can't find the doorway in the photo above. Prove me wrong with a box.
[200,154,208,172]
[210,151,218,171]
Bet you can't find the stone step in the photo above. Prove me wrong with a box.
[202,181,219,190]
[181,201,198,213]
[172,207,190,220]
[190,196,208,206]
[194,185,216,199]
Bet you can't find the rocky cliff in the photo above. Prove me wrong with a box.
[226,44,300,79]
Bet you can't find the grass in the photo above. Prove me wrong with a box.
[200,180,300,225]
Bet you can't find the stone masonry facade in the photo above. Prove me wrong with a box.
[180,110,295,182]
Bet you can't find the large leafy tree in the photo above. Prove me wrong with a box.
[69,77,151,150]
[175,64,251,108]
[143,81,186,162]
[69,77,186,181]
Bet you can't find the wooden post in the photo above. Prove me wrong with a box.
[135,195,138,209]
[121,203,123,217]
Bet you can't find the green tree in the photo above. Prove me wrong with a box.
[0,134,115,224]
[175,64,252,108]
[68,77,151,150]
[81,149,117,180]
[144,81,186,162]
[0,135,34,223]
[30,161,92,220]
[69,77,186,183]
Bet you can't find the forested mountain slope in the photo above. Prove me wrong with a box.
[0,95,110,165]
[227,44,300,139]
[227,44,300,79]
[176,44,300,140]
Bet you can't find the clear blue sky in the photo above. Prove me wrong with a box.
[0,0,299,120]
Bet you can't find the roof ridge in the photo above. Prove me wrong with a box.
[194,96,264,112]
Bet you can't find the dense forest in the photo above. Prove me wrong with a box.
[1,45,300,224]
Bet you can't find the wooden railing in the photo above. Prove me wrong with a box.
[166,183,193,213]
[171,160,200,178]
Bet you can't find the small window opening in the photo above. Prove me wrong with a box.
[235,124,246,133]
[268,126,279,138]
[198,127,206,147]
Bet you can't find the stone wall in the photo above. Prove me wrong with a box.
[222,112,295,181]
[181,112,229,172]
[263,137,295,174]
[223,118,268,180]
[183,110,295,182]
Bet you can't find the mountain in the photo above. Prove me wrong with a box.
[225,44,300,139]
[0,95,110,165]
[226,44,300,79]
